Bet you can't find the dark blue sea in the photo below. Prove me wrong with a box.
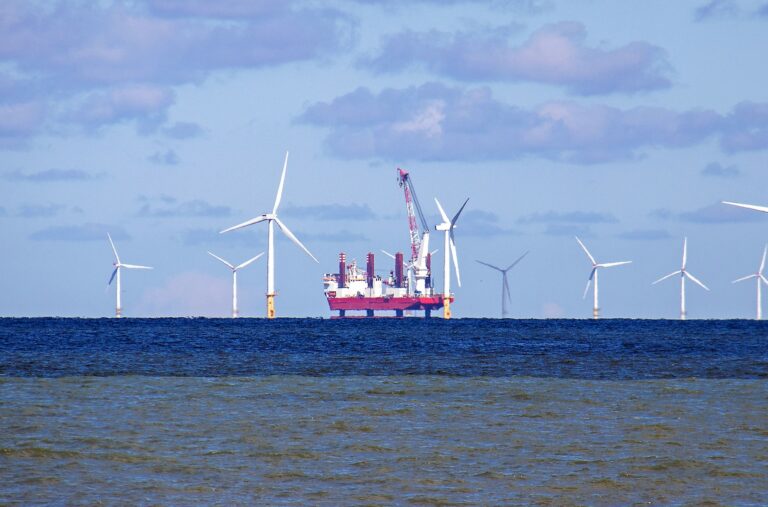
[1,318,767,505]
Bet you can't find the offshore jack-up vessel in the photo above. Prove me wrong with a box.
[323,169,452,318]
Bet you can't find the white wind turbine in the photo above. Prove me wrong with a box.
[476,251,529,318]
[208,251,264,318]
[220,151,318,318]
[732,245,768,320]
[434,197,469,319]
[106,233,152,318]
[575,237,631,319]
[652,237,709,320]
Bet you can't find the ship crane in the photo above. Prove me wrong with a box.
[397,168,432,295]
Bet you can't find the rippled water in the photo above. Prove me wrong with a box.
[1,319,767,505]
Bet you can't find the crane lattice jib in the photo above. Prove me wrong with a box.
[397,168,429,262]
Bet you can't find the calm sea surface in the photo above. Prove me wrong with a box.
[1,318,767,505]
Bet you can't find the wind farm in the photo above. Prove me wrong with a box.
[96,163,768,320]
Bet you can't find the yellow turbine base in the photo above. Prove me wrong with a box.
[443,297,451,319]
[267,294,275,319]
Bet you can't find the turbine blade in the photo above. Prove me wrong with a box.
[236,252,264,270]
[274,217,318,263]
[722,201,768,214]
[583,278,592,299]
[505,251,529,272]
[761,244,767,274]
[220,215,267,234]
[450,198,469,227]
[761,274,768,286]
[732,274,757,283]
[575,237,596,265]
[107,267,118,286]
[450,237,461,287]
[599,261,632,268]
[476,259,503,272]
[652,270,681,285]
[434,198,449,223]
[682,237,688,269]
[684,271,709,291]
[207,251,234,269]
[121,264,153,270]
[380,250,395,259]
[273,151,289,214]
[107,233,120,263]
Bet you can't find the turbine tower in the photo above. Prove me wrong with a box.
[476,251,529,318]
[106,233,152,318]
[652,237,709,320]
[220,151,318,318]
[575,237,631,319]
[208,251,264,318]
[732,245,768,320]
[434,197,469,319]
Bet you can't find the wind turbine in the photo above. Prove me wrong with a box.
[575,237,631,319]
[732,245,768,320]
[106,233,152,318]
[220,151,318,318]
[208,251,264,318]
[652,237,709,320]
[722,201,768,213]
[434,197,469,319]
[476,251,529,318]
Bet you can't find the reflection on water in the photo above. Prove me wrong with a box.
[2,376,766,505]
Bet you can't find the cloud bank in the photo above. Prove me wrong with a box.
[301,83,768,163]
[364,22,671,95]
[0,0,353,142]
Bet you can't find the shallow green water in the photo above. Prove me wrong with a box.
[2,376,766,505]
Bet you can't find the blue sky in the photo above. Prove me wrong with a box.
[1,0,767,318]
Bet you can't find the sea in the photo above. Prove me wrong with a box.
[1,318,766,506]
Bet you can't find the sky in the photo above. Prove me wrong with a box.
[1,0,768,318]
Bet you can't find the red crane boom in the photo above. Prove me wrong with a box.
[397,168,428,262]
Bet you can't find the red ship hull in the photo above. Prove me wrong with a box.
[326,295,452,311]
